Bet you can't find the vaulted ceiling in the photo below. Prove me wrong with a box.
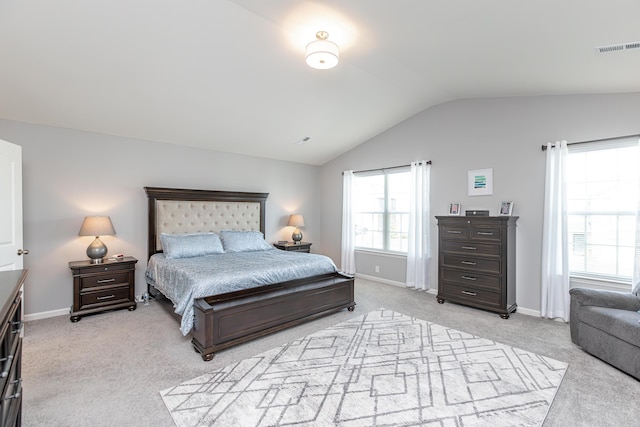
[1,1,639,165]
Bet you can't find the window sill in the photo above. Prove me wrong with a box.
[570,276,632,292]
[354,248,407,259]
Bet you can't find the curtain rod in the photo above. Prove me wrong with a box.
[540,134,639,151]
[344,161,432,175]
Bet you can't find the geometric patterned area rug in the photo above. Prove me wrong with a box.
[161,309,568,426]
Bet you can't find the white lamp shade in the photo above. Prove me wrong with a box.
[78,216,116,237]
[306,39,339,69]
[288,214,305,227]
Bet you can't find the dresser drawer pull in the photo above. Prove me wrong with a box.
[461,276,477,281]
[461,261,477,265]
[97,295,116,301]
[0,355,13,378]
[461,246,477,250]
[477,232,494,236]
[97,278,116,284]
[11,321,23,334]
[461,290,477,296]
[447,230,462,234]
[5,379,22,400]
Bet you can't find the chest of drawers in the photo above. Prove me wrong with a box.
[436,216,518,319]
[69,257,138,322]
[0,269,26,427]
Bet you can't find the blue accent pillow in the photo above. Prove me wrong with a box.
[219,230,273,252]
[160,233,224,259]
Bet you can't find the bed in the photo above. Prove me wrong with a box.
[144,187,355,361]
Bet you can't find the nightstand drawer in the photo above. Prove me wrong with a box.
[442,254,501,274]
[441,268,501,291]
[440,283,501,307]
[75,262,132,276]
[80,272,130,290]
[287,245,309,252]
[81,286,131,308]
[441,241,501,256]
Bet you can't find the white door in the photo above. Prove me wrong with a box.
[0,139,24,270]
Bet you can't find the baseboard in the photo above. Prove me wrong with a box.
[355,274,541,318]
[355,274,406,288]
[515,306,540,317]
[25,307,69,322]
[355,274,438,295]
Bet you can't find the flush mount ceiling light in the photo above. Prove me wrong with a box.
[306,31,339,69]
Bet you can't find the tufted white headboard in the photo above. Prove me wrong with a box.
[144,187,268,259]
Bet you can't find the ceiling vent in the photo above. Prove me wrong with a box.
[595,41,640,53]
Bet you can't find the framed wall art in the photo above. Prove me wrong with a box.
[468,168,493,196]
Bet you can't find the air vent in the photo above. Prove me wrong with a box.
[595,41,640,53]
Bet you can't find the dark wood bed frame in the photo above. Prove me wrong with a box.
[145,187,355,361]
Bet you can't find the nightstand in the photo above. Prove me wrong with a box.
[68,256,138,322]
[273,242,312,253]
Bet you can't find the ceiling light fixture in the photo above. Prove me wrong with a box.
[306,31,339,70]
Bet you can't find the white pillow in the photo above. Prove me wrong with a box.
[219,230,273,252]
[160,232,224,259]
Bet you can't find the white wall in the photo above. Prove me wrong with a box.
[0,119,321,316]
[320,93,640,313]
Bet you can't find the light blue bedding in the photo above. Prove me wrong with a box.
[146,249,338,335]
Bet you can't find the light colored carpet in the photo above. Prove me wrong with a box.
[21,279,640,426]
[161,309,567,426]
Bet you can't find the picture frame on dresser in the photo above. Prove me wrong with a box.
[499,201,514,216]
[448,203,461,215]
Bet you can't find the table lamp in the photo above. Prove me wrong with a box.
[78,216,116,263]
[288,214,305,244]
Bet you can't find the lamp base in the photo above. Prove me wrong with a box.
[292,229,303,244]
[87,237,108,264]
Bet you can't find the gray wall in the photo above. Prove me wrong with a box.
[0,120,321,316]
[320,93,640,313]
[4,92,640,316]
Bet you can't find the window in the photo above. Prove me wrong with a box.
[353,169,410,253]
[567,137,640,284]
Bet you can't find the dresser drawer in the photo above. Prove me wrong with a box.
[441,240,501,256]
[441,268,502,292]
[80,286,131,308]
[442,254,501,274]
[440,283,501,307]
[80,272,130,290]
[470,226,501,241]
[440,226,469,240]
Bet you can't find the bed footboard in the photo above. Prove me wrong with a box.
[191,272,355,361]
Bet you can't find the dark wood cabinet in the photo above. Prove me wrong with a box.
[0,269,26,427]
[436,216,518,319]
[273,242,312,253]
[69,257,138,322]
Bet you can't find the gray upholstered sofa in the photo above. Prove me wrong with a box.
[569,284,640,380]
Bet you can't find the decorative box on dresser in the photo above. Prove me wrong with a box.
[68,257,138,322]
[436,216,518,319]
[0,269,26,427]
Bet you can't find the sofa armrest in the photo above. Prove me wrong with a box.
[569,287,640,312]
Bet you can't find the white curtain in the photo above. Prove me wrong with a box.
[633,139,640,295]
[341,170,356,275]
[541,141,570,321]
[406,161,430,290]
